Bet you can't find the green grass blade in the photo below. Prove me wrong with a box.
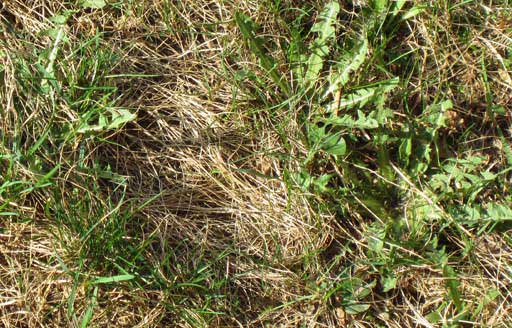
[234,12,290,96]
[91,274,135,285]
[79,286,98,328]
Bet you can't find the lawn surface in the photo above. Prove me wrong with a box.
[1,0,512,327]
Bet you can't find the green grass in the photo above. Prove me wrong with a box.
[1,0,512,326]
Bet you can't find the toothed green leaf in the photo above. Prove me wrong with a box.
[304,2,340,87]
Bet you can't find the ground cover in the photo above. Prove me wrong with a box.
[1,0,512,326]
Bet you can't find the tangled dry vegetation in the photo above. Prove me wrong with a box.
[1,0,512,327]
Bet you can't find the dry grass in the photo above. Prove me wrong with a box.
[1,0,512,327]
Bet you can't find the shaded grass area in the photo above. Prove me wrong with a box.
[1,0,512,327]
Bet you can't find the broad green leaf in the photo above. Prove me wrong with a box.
[372,0,388,12]
[368,234,384,254]
[377,144,395,181]
[466,155,485,167]
[356,279,377,299]
[344,303,370,315]
[458,205,482,221]
[382,275,397,293]
[375,107,394,124]
[443,265,463,312]
[411,143,431,175]
[430,173,450,191]
[325,37,369,97]
[333,78,398,110]
[412,203,443,221]
[50,10,75,25]
[307,123,326,145]
[486,204,512,220]
[77,109,136,133]
[77,123,102,134]
[487,289,500,300]
[82,0,106,9]
[50,15,68,25]
[338,88,377,109]
[304,2,340,87]
[313,174,333,193]
[98,112,107,128]
[425,100,453,131]
[108,109,136,129]
[481,171,497,181]
[321,113,379,129]
[367,224,385,253]
[425,309,443,324]
[42,28,68,42]
[399,137,412,166]
[293,170,313,191]
[40,25,66,93]
[321,133,346,155]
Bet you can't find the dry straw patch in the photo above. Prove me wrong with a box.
[0,221,70,327]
